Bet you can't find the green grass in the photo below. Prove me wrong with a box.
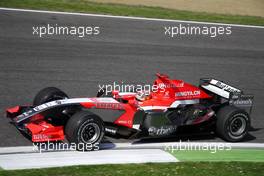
[169,149,264,162]
[0,0,264,26]
[0,162,264,176]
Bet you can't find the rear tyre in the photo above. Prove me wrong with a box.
[216,106,250,142]
[33,87,68,106]
[65,111,104,151]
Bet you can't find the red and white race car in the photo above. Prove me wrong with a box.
[6,73,253,149]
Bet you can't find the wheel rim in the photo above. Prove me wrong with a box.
[80,123,100,143]
[230,116,246,136]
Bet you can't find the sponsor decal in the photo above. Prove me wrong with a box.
[94,98,118,103]
[95,103,123,109]
[15,109,37,122]
[117,120,132,125]
[175,90,201,97]
[158,82,184,89]
[105,127,117,135]
[214,81,240,93]
[33,134,49,141]
[164,91,170,98]
[148,126,177,136]
[33,101,58,111]
[233,99,253,105]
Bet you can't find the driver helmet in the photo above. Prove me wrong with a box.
[135,91,150,101]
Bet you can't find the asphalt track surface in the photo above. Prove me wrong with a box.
[0,9,263,147]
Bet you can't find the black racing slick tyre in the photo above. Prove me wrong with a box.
[65,111,104,151]
[216,106,250,142]
[33,87,68,106]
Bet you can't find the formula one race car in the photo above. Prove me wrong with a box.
[6,73,253,149]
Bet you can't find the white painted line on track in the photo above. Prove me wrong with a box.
[0,7,263,29]
[101,142,264,150]
[0,149,177,170]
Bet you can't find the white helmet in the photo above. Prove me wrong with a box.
[135,91,150,101]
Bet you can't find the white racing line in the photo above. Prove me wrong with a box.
[0,142,264,170]
[0,7,264,29]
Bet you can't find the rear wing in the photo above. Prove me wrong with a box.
[200,78,254,114]
[200,78,241,99]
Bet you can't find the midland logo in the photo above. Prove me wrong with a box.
[148,126,177,136]
[233,99,253,105]
[176,90,201,97]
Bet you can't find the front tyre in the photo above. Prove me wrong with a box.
[65,111,104,151]
[216,106,250,142]
[33,87,68,106]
